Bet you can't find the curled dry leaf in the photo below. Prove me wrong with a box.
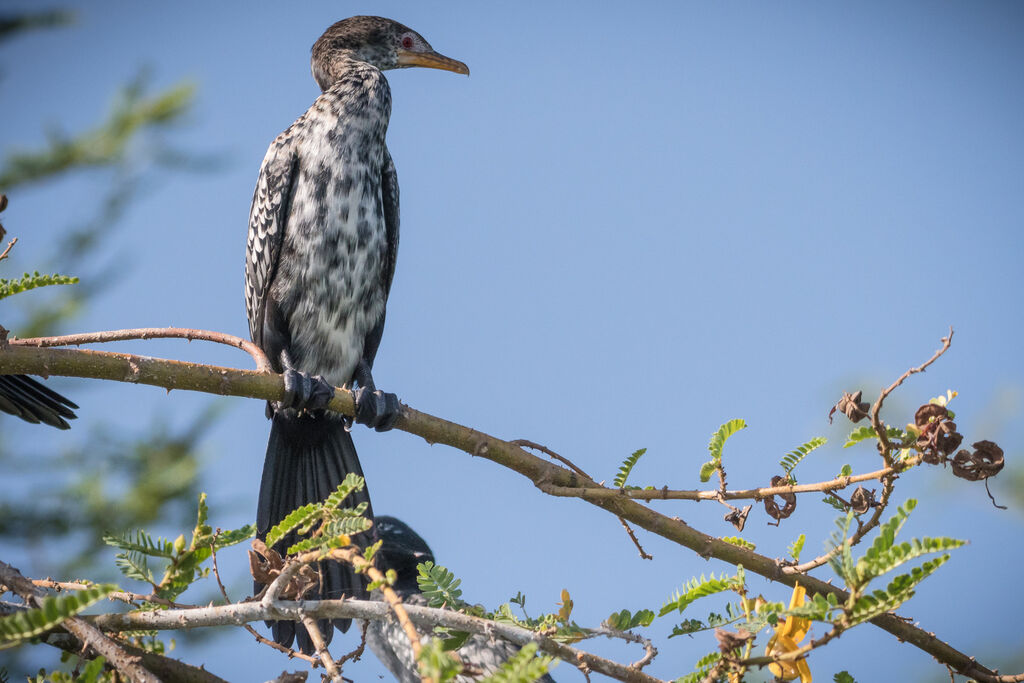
[249,538,320,600]
[724,505,752,532]
[714,627,753,653]
[763,476,796,523]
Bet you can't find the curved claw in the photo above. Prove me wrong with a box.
[353,387,401,431]
[282,369,335,412]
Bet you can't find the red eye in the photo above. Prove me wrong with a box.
[401,35,414,49]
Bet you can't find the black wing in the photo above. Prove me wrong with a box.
[0,375,77,429]
[245,135,299,369]
[361,146,400,368]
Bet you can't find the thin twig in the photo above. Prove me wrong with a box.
[516,439,652,559]
[870,328,954,462]
[30,578,190,609]
[209,532,317,664]
[618,517,652,560]
[0,236,17,262]
[11,326,271,372]
[339,625,368,669]
[324,547,423,664]
[300,616,342,682]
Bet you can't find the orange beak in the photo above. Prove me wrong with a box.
[397,49,470,75]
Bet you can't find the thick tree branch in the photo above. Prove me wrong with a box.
[86,597,661,683]
[0,333,1007,682]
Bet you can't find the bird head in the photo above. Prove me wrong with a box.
[312,16,469,91]
[374,516,435,592]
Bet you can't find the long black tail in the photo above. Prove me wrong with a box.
[0,375,77,429]
[255,412,373,654]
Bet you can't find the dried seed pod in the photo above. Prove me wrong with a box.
[724,504,752,532]
[914,403,964,463]
[849,486,876,514]
[914,403,948,427]
[951,440,1005,481]
[715,627,753,653]
[763,475,796,522]
[834,390,870,423]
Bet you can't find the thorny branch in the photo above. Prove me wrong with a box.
[0,329,1016,682]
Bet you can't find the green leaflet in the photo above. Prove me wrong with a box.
[827,510,857,586]
[0,584,116,648]
[613,448,647,488]
[478,642,555,683]
[324,473,367,509]
[265,502,321,549]
[605,608,655,631]
[106,493,253,600]
[779,436,827,477]
[675,651,722,683]
[0,272,78,300]
[844,425,904,448]
[700,419,746,482]
[417,561,465,609]
[720,536,756,551]
[788,533,806,562]
[855,536,965,584]
[834,672,858,683]
[849,555,951,624]
[659,571,743,617]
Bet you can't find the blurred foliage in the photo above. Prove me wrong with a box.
[0,9,72,44]
[0,9,228,680]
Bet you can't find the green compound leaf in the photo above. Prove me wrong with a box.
[849,555,951,624]
[265,502,320,550]
[613,448,647,488]
[720,536,756,551]
[700,419,746,482]
[844,425,904,448]
[0,584,117,648]
[0,271,78,300]
[659,572,743,617]
[605,608,655,631]
[780,436,827,476]
[324,473,366,509]
[788,533,806,562]
[417,561,465,609]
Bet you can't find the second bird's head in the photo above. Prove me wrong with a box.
[312,15,469,91]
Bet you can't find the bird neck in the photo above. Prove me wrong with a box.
[313,53,384,93]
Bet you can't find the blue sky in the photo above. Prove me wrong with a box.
[3,2,1023,681]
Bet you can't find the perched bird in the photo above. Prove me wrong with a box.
[366,516,557,683]
[0,375,77,429]
[245,16,468,654]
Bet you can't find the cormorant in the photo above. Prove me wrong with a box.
[366,516,557,683]
[245,16,468,654]
[0,375,77,429]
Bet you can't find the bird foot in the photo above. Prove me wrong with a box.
[353,387,401,431]
[281,369,335,412]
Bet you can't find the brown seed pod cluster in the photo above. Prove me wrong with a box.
[914,403,963,465]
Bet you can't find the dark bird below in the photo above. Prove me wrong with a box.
[0,375,77,429]
[366,516,557,682]
[245,16,467,654]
